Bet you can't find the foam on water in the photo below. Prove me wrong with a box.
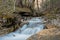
[0,18,45,40]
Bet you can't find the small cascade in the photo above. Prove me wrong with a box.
[0,18,45,40]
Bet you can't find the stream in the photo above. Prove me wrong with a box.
[0,17,45,40]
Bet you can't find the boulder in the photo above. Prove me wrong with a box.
[45,24,56,29]
[27,28,60,40]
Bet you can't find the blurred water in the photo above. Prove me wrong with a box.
[0,18,45,40]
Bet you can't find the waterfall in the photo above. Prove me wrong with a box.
[0,18,45,40]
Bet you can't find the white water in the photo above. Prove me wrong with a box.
[0,18,45,40]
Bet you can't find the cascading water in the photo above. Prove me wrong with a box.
[0,18,45,40]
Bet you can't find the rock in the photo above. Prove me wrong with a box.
[45,19,60,29]
[27,28,60,40]
[45,24,56,29]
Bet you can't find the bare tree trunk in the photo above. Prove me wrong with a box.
[37,0,39,11]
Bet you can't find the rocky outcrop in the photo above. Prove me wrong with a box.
[45,24,56,29]
[45,18,60,29]
[27,28,60,40]
[0,17,20,36]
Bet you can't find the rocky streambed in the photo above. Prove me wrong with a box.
[0,17,46,40]
[0,17,60,40]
